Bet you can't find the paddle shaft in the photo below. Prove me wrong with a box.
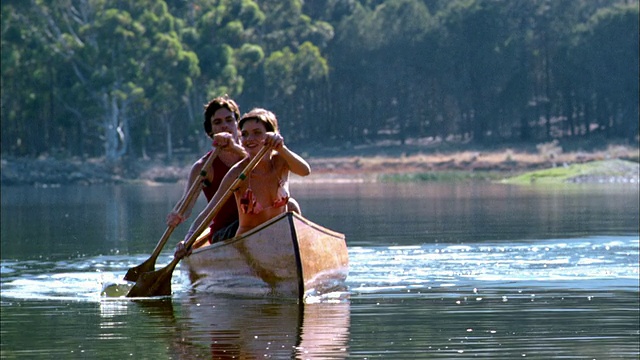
[126,145,271,297]
[183,145,272,252]
[150,147,222,258]
[123,147,221,282]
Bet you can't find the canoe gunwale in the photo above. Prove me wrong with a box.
[189,211,345,256]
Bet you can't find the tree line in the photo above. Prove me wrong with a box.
[2,0,638,162]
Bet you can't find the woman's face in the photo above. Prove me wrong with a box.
[240,119,267,155]
[210,108,239,141]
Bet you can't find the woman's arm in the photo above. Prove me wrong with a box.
[278,145,311,176]
[264,133,311,176]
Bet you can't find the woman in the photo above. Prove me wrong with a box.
[176,108,310,257]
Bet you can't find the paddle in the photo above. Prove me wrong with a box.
[123,147,222,282]
[126,145,272,297]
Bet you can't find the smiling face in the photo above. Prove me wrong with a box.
[240,119,268,155]
[239,109,278,133]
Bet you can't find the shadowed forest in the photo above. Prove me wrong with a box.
[1,0,638,163]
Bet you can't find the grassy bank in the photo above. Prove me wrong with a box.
[2,142,638,186]
[499,159,639,185]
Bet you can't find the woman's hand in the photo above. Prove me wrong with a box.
[263,132,284,150]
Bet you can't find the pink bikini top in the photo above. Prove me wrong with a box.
[239,178,289,215]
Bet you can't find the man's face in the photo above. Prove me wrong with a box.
[210,108,239,141]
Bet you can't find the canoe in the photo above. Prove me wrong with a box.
[182,211,348,299]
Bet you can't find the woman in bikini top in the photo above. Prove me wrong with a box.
[232,148,298,235]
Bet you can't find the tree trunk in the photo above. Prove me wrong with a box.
[103,93,129,162]
[165,114,173,162]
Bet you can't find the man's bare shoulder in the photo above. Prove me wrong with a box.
[189,153,210,173]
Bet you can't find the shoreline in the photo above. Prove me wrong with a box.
[2,145,638,186]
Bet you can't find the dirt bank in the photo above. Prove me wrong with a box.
[2,144,638,186]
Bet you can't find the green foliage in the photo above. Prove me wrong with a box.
[236,44,264,67]
[1,0,638,161]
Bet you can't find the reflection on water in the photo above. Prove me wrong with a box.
[169,296,350,359]
[95,296,351,359]
[1,183,639,358]
[297,182,640,246]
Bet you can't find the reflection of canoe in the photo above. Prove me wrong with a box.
[182,212,348,299]
[297,301,351,358]
[172,295,350,359]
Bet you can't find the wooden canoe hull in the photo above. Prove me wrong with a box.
[182,212,348,299]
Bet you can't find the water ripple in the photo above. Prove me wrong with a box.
[1,236,638,302]
[347,236,639,296]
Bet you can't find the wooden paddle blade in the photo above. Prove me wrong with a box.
[123,256,156,282]
[123,226,174,283]
[126,262,176,297]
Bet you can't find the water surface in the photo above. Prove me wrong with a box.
[1,182,638,359]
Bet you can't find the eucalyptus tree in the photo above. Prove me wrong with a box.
[569,3,639,141]
[84,0,199,161]
[27,0,145,161]
[242,0,333,142]
[329,2,374,143]
[502,0,638,143]
[133,2,200,161]
[329,0,432,144]
[434,0,524,144]
[170,0,265,153]
[263,41,328,141]
[302,0,358,23]
[2,0,199,162]
[1,1,51,156]
[366,0,433,144]
[3,1,72,157]
[184,0,264,98]
[515,0,598,142]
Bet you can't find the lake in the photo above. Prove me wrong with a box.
[1,181,639,359]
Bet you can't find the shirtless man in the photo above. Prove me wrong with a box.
[166,96,246,244]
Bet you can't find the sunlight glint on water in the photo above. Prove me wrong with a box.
[348,236,639,296]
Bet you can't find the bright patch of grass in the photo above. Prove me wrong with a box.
[500,159,639,185]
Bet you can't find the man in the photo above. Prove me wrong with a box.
[166,95,246,245]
